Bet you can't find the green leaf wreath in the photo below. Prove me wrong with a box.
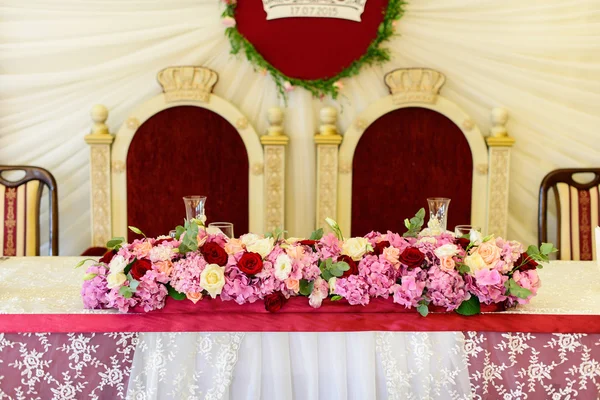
[221,0,406,100]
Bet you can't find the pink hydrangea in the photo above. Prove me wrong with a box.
[427,265,469,311]
[136,271,169,312]
[391,267,427,308]
[221,266,259,304]
[105,287,137,313]
[317,233,341,259]
[364,231,385,246]
[308,277,329,308]
[386,231,410,253]
[255,261,284,297]
[334,275,370,306]
[508,269,541,306]
[358,255,397,298]
[81,264,109,309]
[170,252,207,294]
[465,272,508,305]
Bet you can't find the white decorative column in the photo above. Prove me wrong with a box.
[486,108,515,237]
[85,105,114,247]
[315,107,343,231]
[260,107,289,233]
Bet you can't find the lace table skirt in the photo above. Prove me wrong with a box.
[1,332,599,400]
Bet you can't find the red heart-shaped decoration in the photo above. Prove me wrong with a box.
[235,0,388,80]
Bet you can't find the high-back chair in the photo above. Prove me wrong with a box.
[314,68,516,238]
[84,66,289,249]
[0,166,58,256]
[539,168,600,260]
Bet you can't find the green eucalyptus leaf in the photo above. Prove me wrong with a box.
[507,278,533,299]
[456,296,481,316]
[124,259,136,275]
[119,286,133,299]
[299,279,314,296]
[417,304,429,317]
[106,237,125,250]
[526,245,540,257]
[309,228,324,241]
[330,295,343,301]
[321,270,333,281]
[458,264,470,274]
[540,243,557,255]
[127,273,140,292]
[167,284,186,300]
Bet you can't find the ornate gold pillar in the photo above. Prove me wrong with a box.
[486,107,515,237]
[315,107,343,231]
[84,105,114,247]
[260,107,289,233]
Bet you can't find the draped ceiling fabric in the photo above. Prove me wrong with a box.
[0,0,599,255]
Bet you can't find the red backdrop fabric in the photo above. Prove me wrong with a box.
[351,107,473,237]
[126,106,249,240]
[235,0,388,80]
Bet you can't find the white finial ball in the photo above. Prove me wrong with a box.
[320,107,337,124]
[91,104,108,123]
[267,107,283,126]
[491,107,508,125]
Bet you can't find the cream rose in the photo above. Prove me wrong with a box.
[274,254,292,281]
[476,241,501,266]
[383,247,400,268]
[186,292,203,304]
[106,272,127,289]
[285,278,300,293]
[108,255,127,274]
[434,244,459,259]
[154,260,173,277]
[241,234,275,258]
[341,237,373,261]
[200,264,226,298]
[464,252,489,275]
[133,241,152,258]
[286,245,305,260]
[439,256,456,272]
[224,238,245,255]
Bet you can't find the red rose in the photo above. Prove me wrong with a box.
[264,291,287,312]
[398,247,425,269]
[516,253,538,271]
[299,239,317,246]
[99,249,116,264]
[238,252,263,275]
[373,241,391,256]
[202,242,228,266]
[130,259,152,280]
[338,255,359,278]
[456,237,470,250]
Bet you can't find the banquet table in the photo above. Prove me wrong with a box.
[0,257,599,399]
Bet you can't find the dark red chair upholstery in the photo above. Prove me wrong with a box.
[350,107,473,237]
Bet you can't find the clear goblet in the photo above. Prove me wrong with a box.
[208,222,234,238]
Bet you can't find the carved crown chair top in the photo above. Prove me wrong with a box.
[0,166,58,256]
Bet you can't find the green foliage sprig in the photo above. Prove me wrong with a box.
[221,0,406,101]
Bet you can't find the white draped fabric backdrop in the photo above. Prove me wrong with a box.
[1,0,599,255]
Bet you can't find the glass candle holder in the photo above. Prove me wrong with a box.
[427,197,451,232]
[208,222,234,239]
[183,196,207,221]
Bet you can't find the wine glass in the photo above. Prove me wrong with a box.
[183,196,207,221]
[455,225,481,238]
[208,222,234,238]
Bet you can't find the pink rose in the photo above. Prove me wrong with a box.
[439,256,456,272]
[224,238,245,255]
[383,247,400,268]
[154,260,173,277]
[186,292,203,304]
[133,241,152,258]
[285,278,300,293]
[286,246,305,260]
[476,241,501,267]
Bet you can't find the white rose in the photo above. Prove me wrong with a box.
[200,264,226,299]
[434,244,459,259]
[470,230,483,246]
[245,237,275,259]
[341,237,373,261]
[464,252,489,275]
[106,272,127,289]
[328,277,337,294]
[108,255,127,274]
[274,254,292,281]
[149,246,173,262]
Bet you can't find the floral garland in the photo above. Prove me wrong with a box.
[79,211,556,316]
[220,0,406,100]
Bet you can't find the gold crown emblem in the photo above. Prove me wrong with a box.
[384,68,446,104]
[157,66,219,103]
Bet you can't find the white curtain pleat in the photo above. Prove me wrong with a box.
[1,0,599,254]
